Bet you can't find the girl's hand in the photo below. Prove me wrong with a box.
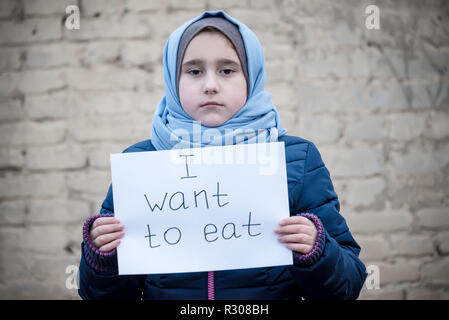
[89,217,125,252]
[275,216,317,254]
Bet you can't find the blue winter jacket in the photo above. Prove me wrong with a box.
[78,135,367,300]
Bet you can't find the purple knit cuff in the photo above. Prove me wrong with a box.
[292,213,326,267]
[82,213,118,274]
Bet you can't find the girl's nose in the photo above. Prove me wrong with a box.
[203,73,219,94]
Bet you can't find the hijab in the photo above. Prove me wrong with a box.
[150,10,287,150]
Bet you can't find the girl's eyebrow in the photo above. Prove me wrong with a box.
[217,59,240,68]
[182,59,204,68]
[182,58,241,68]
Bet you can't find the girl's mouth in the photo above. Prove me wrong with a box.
[200,101,223,108]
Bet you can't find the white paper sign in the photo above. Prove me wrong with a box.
[110,142,292,275]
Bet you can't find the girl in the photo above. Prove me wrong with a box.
[78,10,367,300]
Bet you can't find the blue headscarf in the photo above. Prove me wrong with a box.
[150,10,287,150]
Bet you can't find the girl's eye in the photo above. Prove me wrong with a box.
[187,69,202,76]
[220,69,234,75]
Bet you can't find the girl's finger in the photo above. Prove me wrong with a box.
[91,217,121,230]
[274,224,315,236]
[278,233,314,245]
[93,231,125,248]
[90,223,124,240]
[99,239,122,252]
[278,216,313,227]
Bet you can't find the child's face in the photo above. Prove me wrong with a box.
[178,31,248,127]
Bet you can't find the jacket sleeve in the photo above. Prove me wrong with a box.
[287,142,367,300]
[78,184,147,300]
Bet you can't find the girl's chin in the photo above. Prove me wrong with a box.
[195,115,230,128]
[201,121,226,128]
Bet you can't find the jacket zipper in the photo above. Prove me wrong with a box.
[208,271,215,300]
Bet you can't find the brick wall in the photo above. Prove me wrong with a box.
[0,0,448,299]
